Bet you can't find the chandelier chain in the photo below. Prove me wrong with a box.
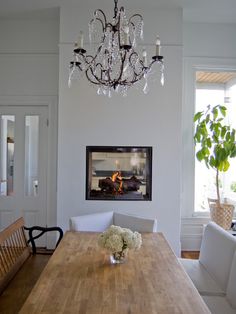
[114,0,118,18]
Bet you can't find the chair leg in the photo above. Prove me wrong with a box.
[24,226,63,254]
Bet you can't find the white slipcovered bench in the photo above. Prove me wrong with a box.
[69,211,157,233]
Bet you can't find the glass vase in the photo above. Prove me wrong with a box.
[110,249,128,264]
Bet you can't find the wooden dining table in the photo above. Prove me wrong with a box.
[20,231,210,314]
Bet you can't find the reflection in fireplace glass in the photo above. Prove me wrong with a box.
[86,146,152,200]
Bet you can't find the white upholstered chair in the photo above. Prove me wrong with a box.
[69,211,114,232]
[113,212,157,232]
[179,222,236,296]
[202,250,236,314]
[69,211,157,232]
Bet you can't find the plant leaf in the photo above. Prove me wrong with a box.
[193,111,203,122]
[209,156,215,167]
[213,107,218,120]
[196,150,204,161]
[223,160,230,172]
[219,106,227,117]
[221,126,227,138]
[206,138,212,148]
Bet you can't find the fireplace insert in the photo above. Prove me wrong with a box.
[86,146,152,200]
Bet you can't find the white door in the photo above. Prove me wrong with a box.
[0,105,48,245]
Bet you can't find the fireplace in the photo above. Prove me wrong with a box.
[86,146,152,200]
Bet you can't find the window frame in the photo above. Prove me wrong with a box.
[181,57,236,218]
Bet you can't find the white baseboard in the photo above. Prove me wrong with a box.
[181,234,202,251]
[180,217,210,251]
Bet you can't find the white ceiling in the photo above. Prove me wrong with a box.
[0,0,236,23]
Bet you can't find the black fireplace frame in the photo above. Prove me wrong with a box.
[86,146,152,201]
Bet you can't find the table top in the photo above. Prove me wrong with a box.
[20,231,210,314]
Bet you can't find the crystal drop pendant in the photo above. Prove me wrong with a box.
[88,21,94,44]
[97,87,103,95]
[161,72,164,86]
[143,72,150,94]
[68,77,72,88]
[143,81,149,94]
[68,65,80,88]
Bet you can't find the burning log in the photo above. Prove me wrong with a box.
[99,172,141,194]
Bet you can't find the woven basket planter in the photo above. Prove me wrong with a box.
[208,200,234,230]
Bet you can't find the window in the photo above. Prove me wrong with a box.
[0,115,15,196]
[194,71,236,213]
[24,115,39,196]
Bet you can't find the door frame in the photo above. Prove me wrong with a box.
[0,95,58,248]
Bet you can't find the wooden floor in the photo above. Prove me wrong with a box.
[181,251,200,259]
[0,251,199,313]
[0,254,50,314]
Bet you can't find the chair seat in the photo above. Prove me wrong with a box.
[202,295,236,314]
[180,258,225,296]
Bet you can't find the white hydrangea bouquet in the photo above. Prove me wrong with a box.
[98,225,142,264]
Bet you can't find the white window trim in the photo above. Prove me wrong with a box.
[181,57,236,218]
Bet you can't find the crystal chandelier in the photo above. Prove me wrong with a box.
[68,0,164,97]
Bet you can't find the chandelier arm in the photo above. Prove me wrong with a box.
[148,61,157,70]
[128,14,143,24]
[106,23,114,29]
[129,21,135,31]
[149,58,163,69]
[94,9,107,26]
[90,17,105,31]
[96,63,105,81]
[85,68,100,85]
[128,69,147,84]
[128,52,144,77]
[130,64,139,82]
[131,66,145,80]
[84,55,96,64]
[84,62,103,80]
[87,63,110,85]
[80,49,102,67]
[129,51,138,65]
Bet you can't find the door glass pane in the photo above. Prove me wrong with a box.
[0,115,15,196]
[24,116,39,196]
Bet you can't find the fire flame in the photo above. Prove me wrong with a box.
[111,171,123,194]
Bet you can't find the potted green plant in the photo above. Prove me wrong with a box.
[194,104,236,229]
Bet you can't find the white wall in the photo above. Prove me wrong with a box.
[181,22,236,250]
[0,17,59,96]
[0,13,59,238]
[58,4,183,255]
[184,22,236,58]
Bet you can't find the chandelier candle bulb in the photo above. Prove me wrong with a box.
[123,25,130,45]
[78,31,84,48]
[155,36,161,56]
[142,49,148,67]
